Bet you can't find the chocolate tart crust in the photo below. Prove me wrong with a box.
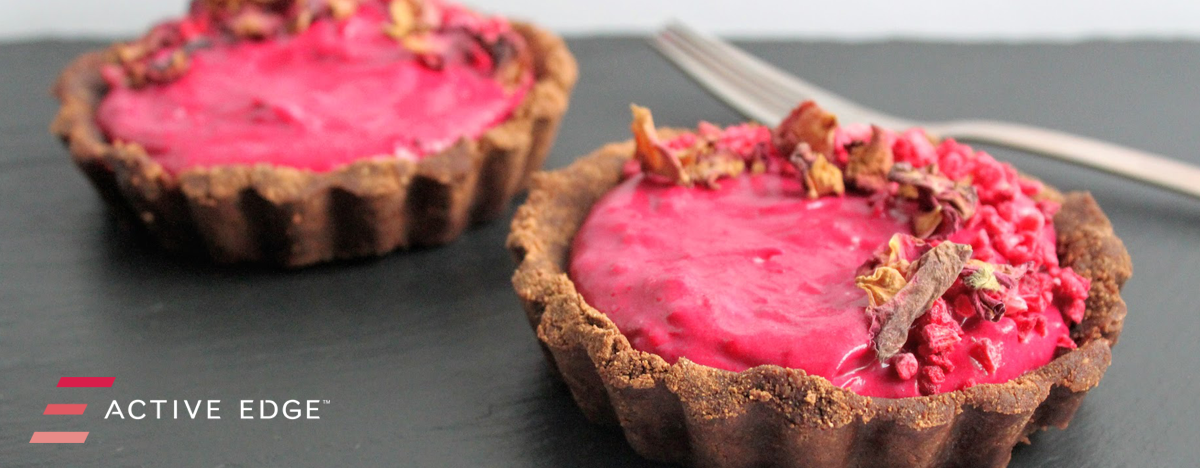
[52,22,577,267]
[508,138,1132,468]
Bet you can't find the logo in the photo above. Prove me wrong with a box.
[29,377,114,444]
[28,376,330,444]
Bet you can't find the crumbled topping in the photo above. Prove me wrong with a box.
[773,101,837,157]
[867,241,972,362]
[1054,267,1091,324]
[620,101,1092,393]
[855,266,906,307]
[108,0,526,89]
[957,260,1028,321]
[787,144,844,198]
[970,338,1003,375]
[630,105,689,185]
[844,126,894,192]
[889,162,979,240]
[856,233,930,278]
[328,0,360,19]
[629,105,755,188]
[891,352,918,380]
[384,0,415,37]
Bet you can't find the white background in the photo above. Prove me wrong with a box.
[2,0,1200,41]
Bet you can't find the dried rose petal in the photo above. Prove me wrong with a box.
[628,106,750,187]
[228,8,285,38]
[857,233,931,278]
[328,0,359,20]
[385,0,416,38]
[844,126,894,193]
[869,241,973,362]
[630,105,688,185]
[688,150,747,189]
[856,266,906,307]
[955,260,1029,321]
[290,7,314,32]
[889,162,979,239]
[773,101,837,157]
[804,154,844,198]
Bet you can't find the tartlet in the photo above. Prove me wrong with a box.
[53,0,576,267]
[508,102,1131,467]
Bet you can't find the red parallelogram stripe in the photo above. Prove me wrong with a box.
[56,377,115,388]
[44,404,87,415]
[30,432,89,443]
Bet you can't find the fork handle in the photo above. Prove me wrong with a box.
[927,120,1200,200]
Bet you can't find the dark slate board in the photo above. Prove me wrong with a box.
[1,37,1198,467]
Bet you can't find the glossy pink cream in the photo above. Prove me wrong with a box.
[96,6,531,174]
[570,173,1070,398]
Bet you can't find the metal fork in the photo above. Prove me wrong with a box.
[651,22,1200,200]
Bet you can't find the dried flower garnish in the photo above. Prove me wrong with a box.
[228,8,284,38]
[787,143,844,198]
[112,0,526,88]
[631,105,689,185]
[201,0,277,12]
[688,150,747,188]
[289,7,314,32]
[844,126,894,193]
[868,241,973,362]
[629,105,752,188]
[957,260,1028,321]
[384,0,417,38]
[773,101,837,157]
[807,154,844,198]
[856,233,930,278]
[328,0,360,20]
[889,162,979,239]
[856,266,906,307]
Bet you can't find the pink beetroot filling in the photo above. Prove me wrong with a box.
[570,124,1090,398]
[96,3,531,174]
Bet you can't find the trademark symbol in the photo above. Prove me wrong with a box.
[323,400,330,405]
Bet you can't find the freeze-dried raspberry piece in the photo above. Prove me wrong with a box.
[919,366,946,395]
[892,353,918,380]
[926,352,956,373]
[935,138,976,181]
[971,153,1021,204]
[892,128,937,168]
[921,325,962,354]
[971,338,1003,374]
[1055,267,1092,324]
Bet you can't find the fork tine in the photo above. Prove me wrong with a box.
[651,31,792,124]
[661,22,916,129]
[659,29,806,108]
